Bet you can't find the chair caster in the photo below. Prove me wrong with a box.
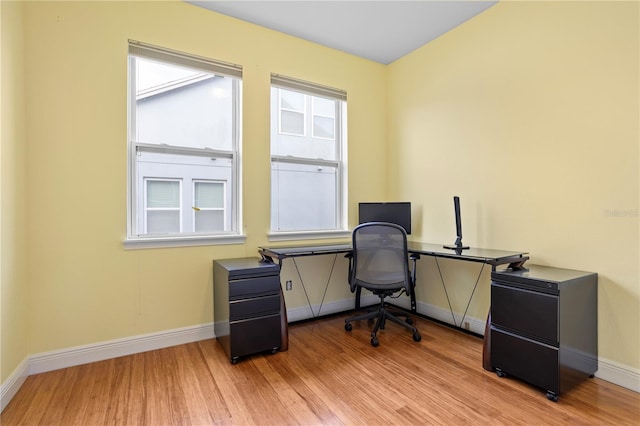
[345,322,353,332]
[371,337,379,347]
[406,318,414,325]
[412,332,422,342]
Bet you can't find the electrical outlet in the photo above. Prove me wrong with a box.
[285,280,293,291]
[464,321,470,330]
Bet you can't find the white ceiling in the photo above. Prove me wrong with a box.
[187,1,498,64]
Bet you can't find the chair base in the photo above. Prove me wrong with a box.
[344,296,421,347]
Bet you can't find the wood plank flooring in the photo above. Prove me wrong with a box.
[2,313,639,425]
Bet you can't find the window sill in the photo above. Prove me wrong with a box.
[268,229,351,242]
[124,234,246,250]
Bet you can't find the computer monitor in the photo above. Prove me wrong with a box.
[443,196,469,250]
[358,202,411,235]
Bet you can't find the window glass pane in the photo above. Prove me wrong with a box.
[271,162,337,231]
[134,56,234,151]
[195,181,223,208]
[281,110,304,135]
[195,210,224,232]
[271,89,338,160]
[313,96,334,117]
[147,211,180,234]
[136,59,202,92]
[147,180,180,208]
[313,116,334,139]
[280,89,304,111]
[137,152,233,235]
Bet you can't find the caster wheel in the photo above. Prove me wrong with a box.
[345,322,352,332]
[546,392,558,402]
[271,347,279,354]
[496,370,507,378]
[405,318,414,325]
[231,358,239,365]
[371,337,379,347]
[412,332,422,342]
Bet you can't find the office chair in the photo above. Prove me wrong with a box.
[344,222,422,347]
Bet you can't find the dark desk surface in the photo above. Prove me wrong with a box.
[406,242,528,266]
[260,243,352,258]
[259,241,528,268]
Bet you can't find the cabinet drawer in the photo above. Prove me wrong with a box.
[229,275,280,299]
[491,327,559,394]
[492,282,558,344]
[230,293,280,321]
[230,314,281,358]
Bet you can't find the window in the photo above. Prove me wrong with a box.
[270,74,347,237]
[127,41,243,247]
[145,179,181,234]
[193,180,225,232]
[279,90,305,135]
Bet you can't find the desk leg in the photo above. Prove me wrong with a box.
[280,285,288,352]
[410,255,419,313]
[482,310,492,371]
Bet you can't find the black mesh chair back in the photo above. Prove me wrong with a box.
[351,222,411,294]
[345,222,421,346]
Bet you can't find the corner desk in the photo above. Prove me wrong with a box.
[258,241,529,368]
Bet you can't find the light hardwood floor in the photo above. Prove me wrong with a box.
[2,313,639,425]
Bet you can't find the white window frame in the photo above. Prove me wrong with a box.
[125,40,245,249]
[269,74,349,241]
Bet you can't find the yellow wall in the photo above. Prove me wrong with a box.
[388,1,639,370]
[2,0,638,387]
[21,1,386,355]
[1,0,29,384]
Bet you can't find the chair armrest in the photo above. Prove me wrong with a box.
[344,252,355,292]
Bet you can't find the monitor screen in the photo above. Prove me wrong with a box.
[358,202,411,234]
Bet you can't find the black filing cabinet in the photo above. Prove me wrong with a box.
[490,265,597,401]
[213,258,282,364]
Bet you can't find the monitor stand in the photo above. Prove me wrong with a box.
[443,237,469,250]
[443,244,470,250]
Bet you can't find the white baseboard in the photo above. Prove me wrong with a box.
[285,294,378,322]
[1,357,29,412]
[596,357,640,393]
[29,323,214,375]
[415,299,488,335]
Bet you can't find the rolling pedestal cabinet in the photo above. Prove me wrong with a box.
[213,258,282,364]
[490,265,597,402]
